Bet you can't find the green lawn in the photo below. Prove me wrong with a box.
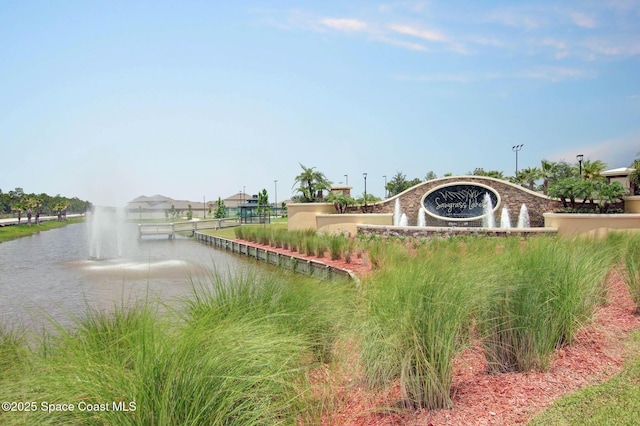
[199,220,289,240]
[529,331,640,425]
[0,217,84,243]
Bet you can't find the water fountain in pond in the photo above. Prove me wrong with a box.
[417,209,427,227]
[481,193,496,228]
[88,206,125,260]
[500,206,511,229]
[517,204,530,228]
[393,198,401,226]
[399,213,408,227]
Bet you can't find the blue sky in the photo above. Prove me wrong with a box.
[1,1,639,207]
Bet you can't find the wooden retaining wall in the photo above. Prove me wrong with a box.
[194,232,355,282]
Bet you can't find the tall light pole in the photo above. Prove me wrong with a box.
[344,174,348,185]
[383,175,387,198]
[576,154,584,178]
[512,144,524,176]
[363,173,368,209]
[274,180,278,218]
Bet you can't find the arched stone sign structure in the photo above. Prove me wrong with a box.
[355,176,564,228]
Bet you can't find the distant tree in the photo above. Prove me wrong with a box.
[24,196,35,225]
[356,192,381,206]
[187,204,193,220]
[292,163,332,202]
[326,192,355,213]
[424,171,438,181]
[257,189,270,220]
[469,168,505,179]
[165,204,181,220]
[595,181,627,213]
[539,159,557,194]
[548,176,592,210]
[580,159,607,181]
[214,197,226,218]
[54,202,68,221]
[386,172,422,197]
[515,167,541,190]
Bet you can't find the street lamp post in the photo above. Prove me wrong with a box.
[576,154,584,178]
[344,174,348,186]
[274,180,278,218]
[363,173,368,210]
[383,175,387,198]
[512,144,524,176]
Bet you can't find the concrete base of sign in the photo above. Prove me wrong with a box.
[544,213,640,236]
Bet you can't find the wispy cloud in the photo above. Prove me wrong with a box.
[387,23,467,53]
[550,135,640,168]
[570,12,596,28]
[320,18,368,32]
[264,3,640,62]
[488,8,542,30]
[395,66,592,84]
[517,66,592,82]
[388,23,447,42]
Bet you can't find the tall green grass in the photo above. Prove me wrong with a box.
[621,234,640,314]
[480,237,613,373]
[0,269,356,425]
[359,239,486,409]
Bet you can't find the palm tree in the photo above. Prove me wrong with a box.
[516,167,541,190]
[292,163,332,203]
[581,159,607,181]
[540,159,557,194]
[53,202,68,221]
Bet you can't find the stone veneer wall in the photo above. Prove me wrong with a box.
[347,176,565,228]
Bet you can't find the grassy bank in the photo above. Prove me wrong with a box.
[529,331,640,425]
[1,232,639,424]
[0,217,84,243]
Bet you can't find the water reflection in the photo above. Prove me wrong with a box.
[0,222,250,330]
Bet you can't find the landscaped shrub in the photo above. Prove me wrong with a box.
[304,237,316,256]
[622,234,640,314]
[329,234,346,261]
[480,237,611,373]
[359,240,482,409]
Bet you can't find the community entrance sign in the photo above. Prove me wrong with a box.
[421,182,499,221]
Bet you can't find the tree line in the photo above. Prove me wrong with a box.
[0,187,91,224]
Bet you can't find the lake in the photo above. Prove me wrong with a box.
[0,221,251,331]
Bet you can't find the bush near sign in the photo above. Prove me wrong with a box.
[422,183,499,221]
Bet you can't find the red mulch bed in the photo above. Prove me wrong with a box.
[235,239,640,425]
[233,238,373,277]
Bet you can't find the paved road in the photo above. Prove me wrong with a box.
[0,214,84,226]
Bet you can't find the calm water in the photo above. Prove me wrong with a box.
[0,222,251,330]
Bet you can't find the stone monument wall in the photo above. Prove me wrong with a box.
[347,176,564,227]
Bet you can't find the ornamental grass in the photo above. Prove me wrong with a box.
[480,236,613,373]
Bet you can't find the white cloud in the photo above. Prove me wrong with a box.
[582,37,640,57]
[320,18,368,32]
[388,23,446,42]
[388,23,467,53]
[570,12,596,28]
